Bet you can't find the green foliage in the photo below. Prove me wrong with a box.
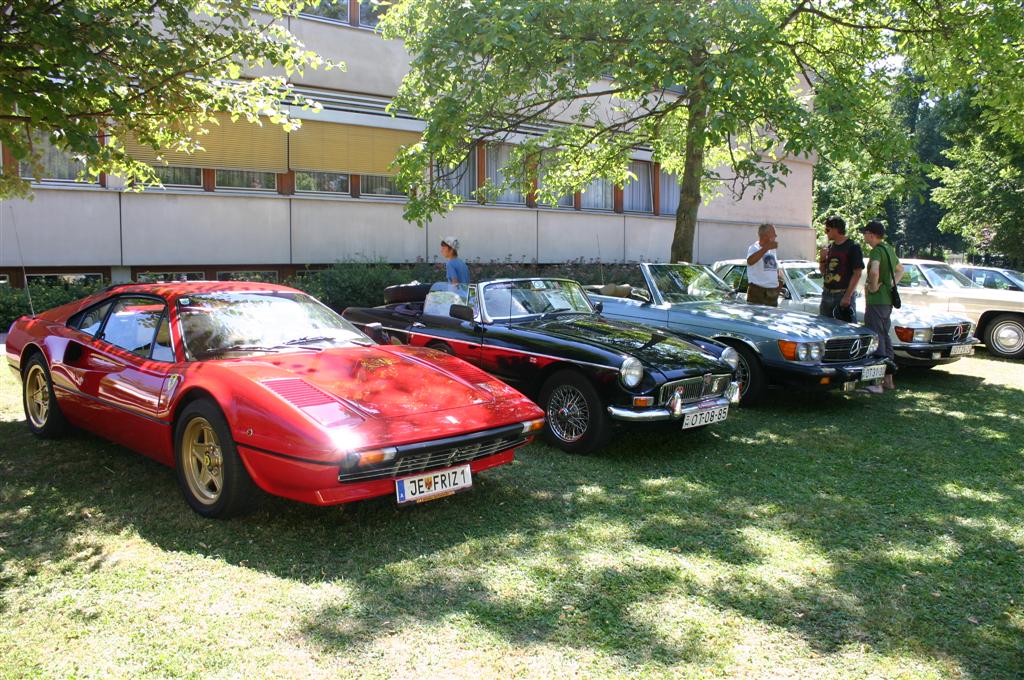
[0,281,106,331]
[0,0,342,199]
[377,0,1024,260]
[286,260,642,311]
[933,138,1024,261]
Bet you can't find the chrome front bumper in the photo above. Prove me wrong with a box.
[607,382,740,422]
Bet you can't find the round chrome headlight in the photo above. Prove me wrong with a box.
[868,335,880,353]
[720,346,740,370]
[620,356,643,388]
[809,342,823,361]
[796,343,809,361]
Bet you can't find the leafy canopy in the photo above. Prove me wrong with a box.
[380,0,1022,260]
[0,0,342,198]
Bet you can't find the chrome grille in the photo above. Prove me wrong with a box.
[659,373,732,405]
[824,335,874,362]
[337,434,529,483]
[931,323,972,344]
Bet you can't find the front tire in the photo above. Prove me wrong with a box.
[174,399,256,518]
[22,354,68,438]
[984,314,1024,359]
[538,370,610,454]
[728,343,767,405]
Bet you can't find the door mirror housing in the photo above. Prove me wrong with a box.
[363,322,386,344]
[593,300,603,313]
[449,304,475,322]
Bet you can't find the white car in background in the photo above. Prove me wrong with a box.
[954,265,1024,293]
[712,259,979,368]
[897,259,1024,359]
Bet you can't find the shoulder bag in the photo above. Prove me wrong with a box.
[882,245,901,309]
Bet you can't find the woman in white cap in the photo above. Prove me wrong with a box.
[441,235,470,286]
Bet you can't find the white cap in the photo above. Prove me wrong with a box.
[441,235,460,251]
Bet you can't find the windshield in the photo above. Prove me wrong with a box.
[784,266,824,297]
[178,291,369,359]
[921,264,978,289]
[481,279,594,321]
[647,264,734,303]
[1003,270,1024,288]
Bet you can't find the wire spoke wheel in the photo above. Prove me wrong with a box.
[547,384,591,443]
[25,365,50,429]
[733,353,751,398]
[182,418,224,505]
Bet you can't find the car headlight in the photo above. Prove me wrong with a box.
[778,340,823,362]
[868,335,879,353]
[913,329,931,343]
[720,346,740,370]
[809,342,823,361]
[620,356,643,388]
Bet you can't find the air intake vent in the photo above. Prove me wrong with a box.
[439,360,493,385]
[262,379,335,407]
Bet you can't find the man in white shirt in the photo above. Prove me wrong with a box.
[745,222,781,306]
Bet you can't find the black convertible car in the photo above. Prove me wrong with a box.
[342,278,740,453]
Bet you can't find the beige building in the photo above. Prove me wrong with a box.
[0,1,816,287]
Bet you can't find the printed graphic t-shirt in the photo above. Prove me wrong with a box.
[746,241,779,288]
[822,239,865,292]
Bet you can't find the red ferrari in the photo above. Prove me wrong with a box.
[5,282,544,518]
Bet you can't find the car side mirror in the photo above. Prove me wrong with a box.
[632,288,651,304]
[449,304,475,322]
[363,322,385,344]
[593,301,603,313]
[780,287,792,300]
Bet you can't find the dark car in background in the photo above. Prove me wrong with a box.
[343,279,740,454]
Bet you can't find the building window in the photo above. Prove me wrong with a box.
[538,155,573,208]
[135,271,205,283]
[436,153,477,201]
[216,271,279,283]
[26,273,103,286]
[580,177,613,211]
[295,171,350,195]
[215,170,277,191]
[361,174,403,197]
[300,0,349,22]
[152,166,202,188]
[623,160,653,213]
[358,0,384,27]
[485,143,525,205]
[659,170,680,216]
[18,131,89,183]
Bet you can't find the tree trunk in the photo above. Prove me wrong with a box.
[672,82,709,263]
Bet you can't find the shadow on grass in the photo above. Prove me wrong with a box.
[1,364,1022,674]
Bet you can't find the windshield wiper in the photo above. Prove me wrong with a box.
[198,344,279,358]
[282,335,373,347]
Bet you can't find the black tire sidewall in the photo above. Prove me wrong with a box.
[538,370,610,454]
[174,399,254,518]
[985,315,1024,359]
[22,354,67,438]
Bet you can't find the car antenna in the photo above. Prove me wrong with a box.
[6,205,36,317]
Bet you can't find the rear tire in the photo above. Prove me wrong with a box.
[22,354,68,438]
[984,314,1024,359]
[174,399,257,519]
[538,370,610,454]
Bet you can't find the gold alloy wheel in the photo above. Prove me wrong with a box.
[182,417,224,505]
[25,364,50,429]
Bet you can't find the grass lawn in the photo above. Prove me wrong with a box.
[1,352,1022,679]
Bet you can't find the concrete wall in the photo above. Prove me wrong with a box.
[1,187,817,267]
[0,188,121,266]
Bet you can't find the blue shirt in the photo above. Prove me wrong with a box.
[446,258,470,285]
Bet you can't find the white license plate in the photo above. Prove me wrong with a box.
[395,464,472,505]
[861,364,886,381]
[682,405,729,429]
[950,344,974,356]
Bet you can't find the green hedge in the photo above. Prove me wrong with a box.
[1,282,107,334]
[287,261,641,311]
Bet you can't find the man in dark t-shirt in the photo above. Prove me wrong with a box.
[818,216,865,322]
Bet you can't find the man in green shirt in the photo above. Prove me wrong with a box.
[859,220,904,391]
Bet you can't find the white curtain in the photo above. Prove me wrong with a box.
[659,170,681,216]
[485,143,525,204]
[623,161,652,213]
